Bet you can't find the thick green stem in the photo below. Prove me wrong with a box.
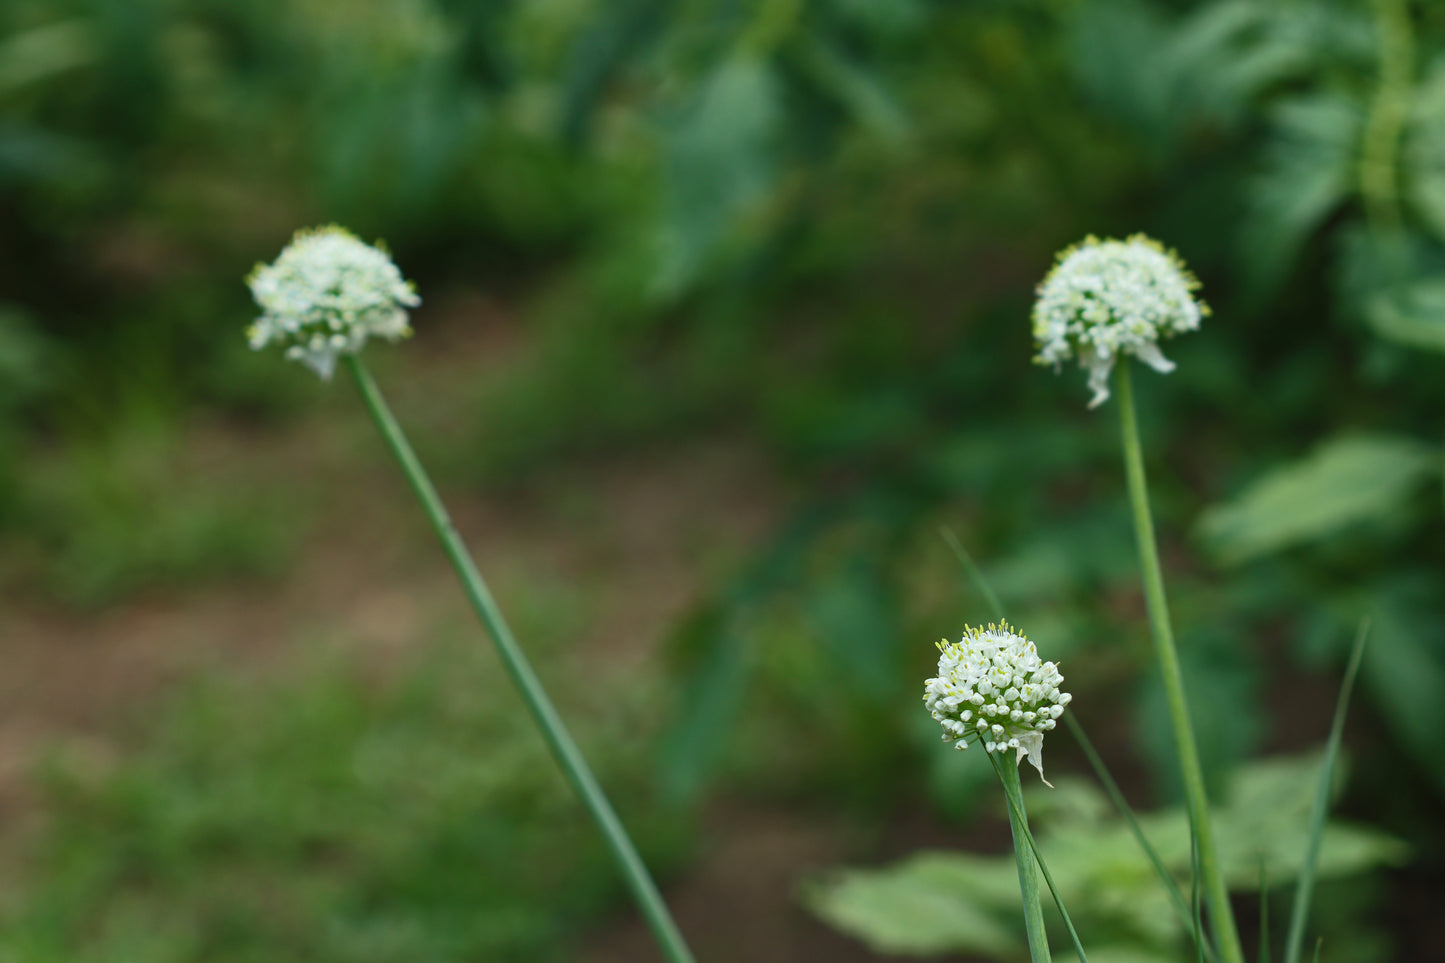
[996,755,1052,963]
[344,355,696,963]
[1115,363,1244,963]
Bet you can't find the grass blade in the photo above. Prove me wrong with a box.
[1259,859,1271,963]
[1283,618,1369,963]
[1064,714,1218,963]
[941,525,1007,620]
[1192,829,1204,963]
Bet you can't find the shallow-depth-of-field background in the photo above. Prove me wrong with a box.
[1,1,1443,960]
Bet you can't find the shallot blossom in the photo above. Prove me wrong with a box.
[247,226,420,379]
[923,621,1071,785]
[1032,234,1207,408]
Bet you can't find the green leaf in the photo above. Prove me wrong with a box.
[1366,279,1445,354]
[656,608,752,803]
[1364,577,1445,797]
[651,56,783,299]
[806,558,901,705]
[555,0,666,147]
[1210,754,1410,887]
[1405,61,1445,242]
[1236,94,1361,301]
[0,19,96,97]
[788,34,909,145]
[808,753,1408,959]
[804,853,1021,957]
[1198,434,1439,564]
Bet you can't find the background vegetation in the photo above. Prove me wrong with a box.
[1,0,1442,959]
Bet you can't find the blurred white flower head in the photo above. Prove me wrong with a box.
[923,621,1071,785]
[246,226,420,379]
[1032,234,1207,408]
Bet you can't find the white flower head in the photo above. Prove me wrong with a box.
[1032,234,1208,408]
[246,226,420,379]
[923,620,1072,786]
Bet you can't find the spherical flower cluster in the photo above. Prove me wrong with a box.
[923,621,1071,785]
[1032,234,1208,408]
[246,226,420,379]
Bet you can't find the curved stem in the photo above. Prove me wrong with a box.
[1115,362,1244,963]
[344,355,697,963]
[995,754,1052,963]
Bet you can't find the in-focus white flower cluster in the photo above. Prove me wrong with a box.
[923,621,1071,785]
[1032,234,1207,408]
[247,226,420,379]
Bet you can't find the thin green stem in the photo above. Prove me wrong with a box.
[941,526,1006,621]
[1283,619,1370,963]
[1259,859,1272,963]
[1064,713,1218,963]
[343,356,696,963]
[995,753,1052,963]
[1115,362,1244,963]
[1192,830,1205,963]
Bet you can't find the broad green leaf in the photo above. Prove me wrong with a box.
[1366,280,1445,354]
[0,19,95,97]
[1209,755,1409,887]
[1198,434,1439,564]
[804,853,1020,957]
[652,56,783,299]
[1364,577,1445,797]
[1236,94,1361,301]
[554,0,666,146]
[806,558,901,705]
[656,608,751,802]
[1405,62,1445,242]
[808,754,1409,958]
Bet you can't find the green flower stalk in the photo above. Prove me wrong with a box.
[247,226,696,963]
[925,621,1071,961]
[1033,235,1244,963]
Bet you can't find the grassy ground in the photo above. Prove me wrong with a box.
[0,296,879,962]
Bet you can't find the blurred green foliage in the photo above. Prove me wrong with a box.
[807,753,1408,961]
[3,0,1445,955]
[0,636,683,963]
